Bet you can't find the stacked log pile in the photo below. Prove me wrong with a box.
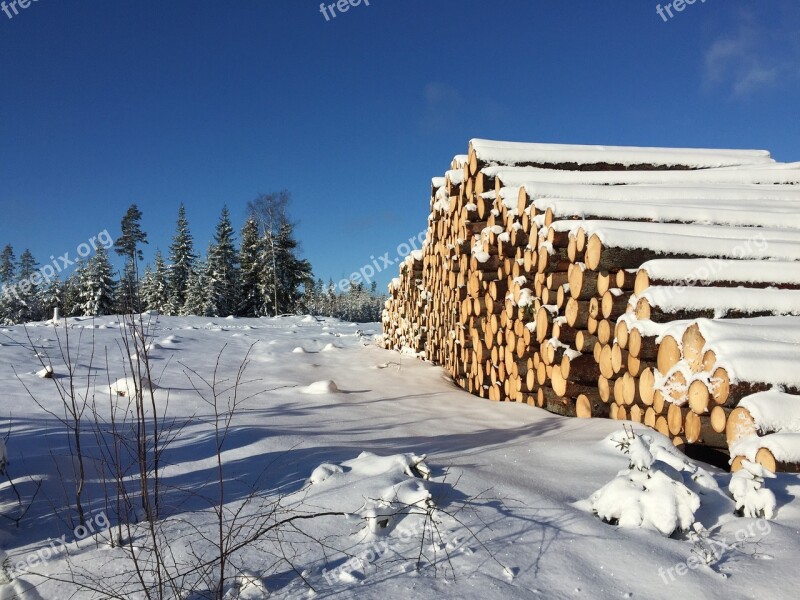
[382,139,800,471]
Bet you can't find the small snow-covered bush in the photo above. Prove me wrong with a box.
[729,460,777,519]
[589,428,700,537]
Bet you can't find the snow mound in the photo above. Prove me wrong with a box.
[303,380,339,394]
[308,452,433,535]
[223,571,268,599]
[321,343,339,352]
[588,429,700,536]
[363,477,433,534]
[309,463,345,484]
[292,347,308,354]
[341,452,431,481]
[110,377,160,397]
[160,335,180,345]
[36,366,54,379]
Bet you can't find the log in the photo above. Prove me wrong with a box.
[681,323,706,373]
[601,290,630,320]
[576,392,608,419]
[687,379,711,415]
[565,298,590,329]
[726,407,757,446]
[635,286,800,323]
[551,366,598,399]
[636,259,800,294]
[561,353,600,383]
[568,264,598,300]
[584,235,668,272]
[656,335,681,375]
[683,412,728,448]
[667,403,687,436]
[710,405,730,434]
[628,328,658,360]
[639,368,656,406]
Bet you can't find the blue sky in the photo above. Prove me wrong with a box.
[1,0,799,290]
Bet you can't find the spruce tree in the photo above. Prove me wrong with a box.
[238,217,264,317]
[183,257,210,317]
[206,207,239,317]
[78,247,115,316]
[63,271,81,316]
[149,250,171,313]
[38,276,63,320]
[140,264,155,310]
[0,245,15,324]
[0,245,15,286]
[273,220,312,315]
[16,249,40,322]
[246,191,312,316]
[168,204,196,314]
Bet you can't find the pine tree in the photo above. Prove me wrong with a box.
[168,204,196,314]
[206,207,239,317]
[77,247,115,316]
[115,204,148,314]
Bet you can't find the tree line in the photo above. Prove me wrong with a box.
[0,192,386,324]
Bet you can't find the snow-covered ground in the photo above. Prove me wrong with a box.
[1,315,799,599]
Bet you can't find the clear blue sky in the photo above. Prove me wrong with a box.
[1,0,798,290]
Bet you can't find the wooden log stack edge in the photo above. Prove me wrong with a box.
[381,138,800,472]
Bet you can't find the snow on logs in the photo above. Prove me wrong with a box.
[382,138,800,472]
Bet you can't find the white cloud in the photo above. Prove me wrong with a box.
[703,14,799,96]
